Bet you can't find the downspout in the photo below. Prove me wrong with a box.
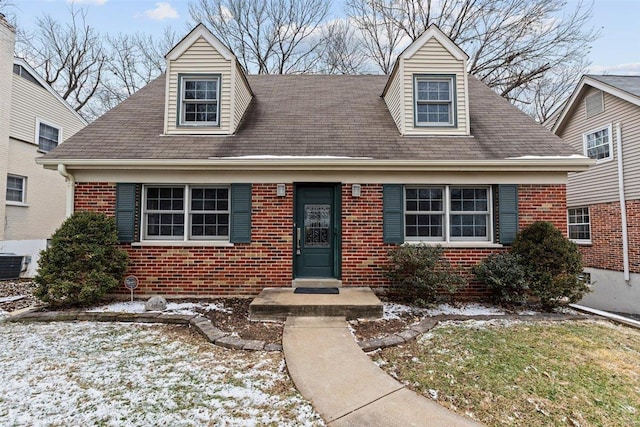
[57,164,75,218]
[615,123,630,281]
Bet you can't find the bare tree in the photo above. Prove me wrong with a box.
[317,20,369,74]
[98,28,178,111]
[346,0,404,74]
[188,0,331,74]
[18,6,106,117]
[344,0,598,118]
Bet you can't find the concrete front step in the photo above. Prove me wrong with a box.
[249,287,383,321]
[292,278,342,288]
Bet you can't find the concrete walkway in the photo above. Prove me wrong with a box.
[283,316,483,426]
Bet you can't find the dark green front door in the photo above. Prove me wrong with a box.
[294,185,338,278]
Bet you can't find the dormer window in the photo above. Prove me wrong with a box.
[179,74,220,126]
[414,75,456,127]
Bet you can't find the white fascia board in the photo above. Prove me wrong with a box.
[165,24,234,61]
[37,157,594,173]
[552,76,640,134]
[402,25,468,61]
[13,58,88,125]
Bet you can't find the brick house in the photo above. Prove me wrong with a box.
[37,24,591,298]
[551,75,640,314]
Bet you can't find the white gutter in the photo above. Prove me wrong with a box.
[615,123,630,282]
[36,157,595,173]
[57,164,75,217]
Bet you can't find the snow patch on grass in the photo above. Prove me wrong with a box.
[424,303,506,316]
[0,321,323,426]
[384,302,506,319]
[87,301,232,315]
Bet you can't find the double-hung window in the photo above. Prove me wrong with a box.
[6,174,25,203]
[179,75,220,126]
[143,185,229,241]
[583,124,612,162]
[568,207,591,243]
[405,186,491,242]
[414,75,455,126]
[37,120,61,152]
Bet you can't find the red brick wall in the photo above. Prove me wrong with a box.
[519,184,567,233]
[74,183,116,215]
[75,182,293,295]
[73,182,569,298]
[341,184,392,289]
[578,199,640,274]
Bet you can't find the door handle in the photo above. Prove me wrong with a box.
[296,227,301,255]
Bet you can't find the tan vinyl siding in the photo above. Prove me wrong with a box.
[166,37,232,135]
[232,62,252,132]
[560,88,633,206]
[9,75,85,145]
[383,65,403,133]
[402,37,467,136]
[616,97,640,200]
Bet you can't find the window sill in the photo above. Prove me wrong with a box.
[6,201,28,207]
[570,240,592,246]
[593,157,613,165]
[132,241,234,247]
[404,241,503,248]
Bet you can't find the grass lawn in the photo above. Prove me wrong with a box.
[377,319,640,427]
[0,321,323,426]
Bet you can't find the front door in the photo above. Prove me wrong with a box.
[294,185,338,278]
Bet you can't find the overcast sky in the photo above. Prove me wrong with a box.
[9,0,640,75]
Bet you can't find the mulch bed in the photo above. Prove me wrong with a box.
[0,281,606,347]
[0,281,40,313]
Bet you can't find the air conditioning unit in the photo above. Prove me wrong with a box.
[0,253,24,280]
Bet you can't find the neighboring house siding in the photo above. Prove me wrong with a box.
[232,63,252,131]
[166,37,232,135]
[383,66,403,133]
[73,181,567,298]
[402,37,467,136]
[560,88,637,206]
[9,75,85,145]
[5,73,85,241]
[5,139,66,240]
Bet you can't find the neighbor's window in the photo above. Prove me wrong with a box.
[583,124,612,162]
[179,75,220,126]
[414,75,455,126]
[405,186,490,242]
[568,207,591,243]
[6,174,25,203]
[143,185,229,240]
[37,121,61,152]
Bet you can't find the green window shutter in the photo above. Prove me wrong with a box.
[115,183,137,243]
[498,184,518,245]
[230,183,252,243]
[383,184,404,244]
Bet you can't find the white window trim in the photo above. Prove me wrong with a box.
[568,206,591,245]
[178,74,221,127]
[414,75,456,127]
[6,174,26,205]
[582,123,613,165]
[141,184,231,243]
[404,185,492,244]
[35,118,62,153]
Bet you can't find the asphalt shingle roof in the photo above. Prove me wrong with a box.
[587,75,640,99]
[44,74,577,161]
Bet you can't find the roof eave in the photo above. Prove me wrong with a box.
[37,157,594,173]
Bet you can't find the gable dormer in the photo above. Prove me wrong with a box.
[164,24,253,135]
[383,25,469,136]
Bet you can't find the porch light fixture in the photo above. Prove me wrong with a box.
[276,184,286,197]
[352,184,362,197]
